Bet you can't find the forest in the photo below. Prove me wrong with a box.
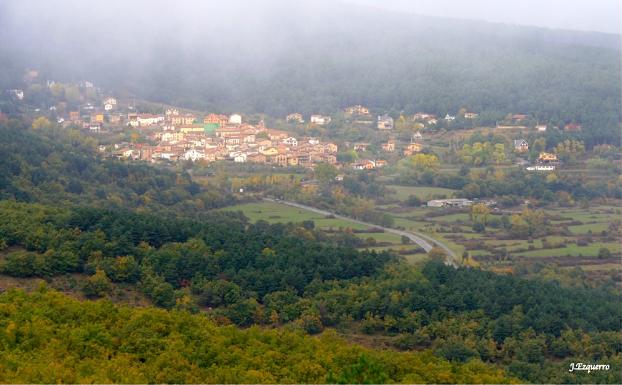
[0,119,235,213]
[0,117,620,383]
[0,288,520,383]
[1,199,620,383]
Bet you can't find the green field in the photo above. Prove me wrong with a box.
[517,242,620,258]
[222,202,367,229]
[222,202,421,251]
[567,223,610,235]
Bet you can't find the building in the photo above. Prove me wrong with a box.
[464,112,478,119]
[381,140,395,152]
[137,114,164,127]
[310,115,331,125]
[538,152,559,163]
[444,114,456,121]
[286,113,304,123]
[91,113,104,123]
[229,114,242,125]
[204,114,229,127]
[536,124,547,132]
[9,89,24,100]
[161,132,185,142]
[103,97,117,111]
[353,143,369,152]
[427,198,472,208]
[171,114,197,125]
[564,123,582,132]
[183,149,205,162]
[68,111,80,122]
[526,165,555,171]
[267,129,289,141]
[513,139,529,153]
[377,114,394,130]
[178,124,206,134]
[344,105,370,115]
[282,137,298,147]
[352,160,376,170]
[403,143,422,156]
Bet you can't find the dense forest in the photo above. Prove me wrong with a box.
[0,289,519,383]
[0,1,620,143]
[0,109,621,382]
[1,199,620,383]
[0,119,234,213]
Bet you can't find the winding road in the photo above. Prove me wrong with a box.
[264,198,458,267]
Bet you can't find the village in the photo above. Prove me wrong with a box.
[28,89,563,172]
[3,73,571,174]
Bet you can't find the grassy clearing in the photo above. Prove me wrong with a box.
[517,242,620,258]
[567,223,609,235]
[222,202,369,230]
[354,232,404,244]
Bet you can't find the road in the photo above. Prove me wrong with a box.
[264,198,458,267]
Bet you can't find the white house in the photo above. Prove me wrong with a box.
[427,198,472,208]
[444,114,456,121]
[137,114,164,126]
[183,149,205,162]
[377,114,394,130]
[286,113,304,123]
[103,97,117,111]
[10,89,24,100]
[282,137,298,147]
[229,114,242,125]
[526,165,555,171]
[310,115,331,125]
[536,124,547,132]
[233,153,248,163]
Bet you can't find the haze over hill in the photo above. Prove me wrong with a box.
[1,0,620,140]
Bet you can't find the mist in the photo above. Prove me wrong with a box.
[0,0,619,118]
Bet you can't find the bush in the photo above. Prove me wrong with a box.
[472,222,486,233]
[598,247,612,259]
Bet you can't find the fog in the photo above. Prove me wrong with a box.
[347,0,621,34]
[0,0,619,115]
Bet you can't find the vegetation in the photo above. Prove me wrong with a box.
[0,288,516,384]
[0,121,235,214]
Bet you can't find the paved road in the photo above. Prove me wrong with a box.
[264,198,458,267]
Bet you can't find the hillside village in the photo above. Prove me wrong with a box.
[4,76,576,173]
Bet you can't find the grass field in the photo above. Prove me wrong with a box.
[222,202,427,258]
[567,223,610,235]
[222,201,368,229]
[517,242,620,258]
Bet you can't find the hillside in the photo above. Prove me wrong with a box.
[0,0,619,142]
[0,122,620,382]
[0,289,519,383]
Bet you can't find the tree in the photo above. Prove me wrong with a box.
[31,116,52,130]
[82,268,112,298]
[428,247,447,261]
[470,203,491,225]
[598,247,612,259]
[314,163,338,184]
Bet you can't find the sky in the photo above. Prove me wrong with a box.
[346,0,622,34]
